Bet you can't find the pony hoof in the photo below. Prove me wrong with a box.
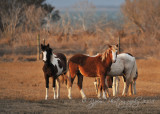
[54,97,57,100]
[82,97,87,100]
[45,97,48,100]
[133,93,136,95]
[68,96,72,99]
[102,97,107,99]
[98,97,101,99]
[123,94,127,97]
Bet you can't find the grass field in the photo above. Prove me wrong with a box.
[0,59,160,113]
[0,58,160,113]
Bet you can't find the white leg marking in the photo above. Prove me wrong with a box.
[80,89,86,99]
[122,82,126,96]
[68,87,72,99]
[102,90,107,99]
[56,80,60,99]
[112,77,116,96]
[116,77,120,95]
[53,87,57,99]
[45,88,49,100]
[98,89,101,99]
[94,81,98,94]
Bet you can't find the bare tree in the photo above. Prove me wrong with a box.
[24,5,47,32]
[72,0,97,32]
[121,0,160,39]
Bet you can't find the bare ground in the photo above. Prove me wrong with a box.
[0,58,160,113]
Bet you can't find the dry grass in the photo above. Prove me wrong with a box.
[0,58,160,101]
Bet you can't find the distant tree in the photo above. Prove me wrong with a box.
[121,0,160,38]
[0,0,60,33]
[73,0,97,31]
[16,0,54,13]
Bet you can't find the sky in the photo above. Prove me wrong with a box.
[45,0,125,9]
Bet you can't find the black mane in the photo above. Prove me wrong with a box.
[126,53,133,57]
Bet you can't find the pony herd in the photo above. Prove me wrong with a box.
[41,43,138,100]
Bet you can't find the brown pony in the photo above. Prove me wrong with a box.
[68,44,118,99]
[41,44,70,100]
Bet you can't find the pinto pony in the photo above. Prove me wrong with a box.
[41,44,70,100]
[68,44,118,99]
[94,53,138,96]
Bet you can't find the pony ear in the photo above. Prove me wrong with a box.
[108,44,112,48]
[116,44,118,48]
[41,44,44,49]
[47,44,50,48]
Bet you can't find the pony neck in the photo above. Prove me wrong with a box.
[45,53,53,65]
[104,52,112,68]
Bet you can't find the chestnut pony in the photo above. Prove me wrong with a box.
[68,44,118,99]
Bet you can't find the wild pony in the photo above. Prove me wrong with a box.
[94,53,138,96]
[41,44,70,100]
[68,44,118,99]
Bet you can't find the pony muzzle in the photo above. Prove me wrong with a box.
[112,59,116,63]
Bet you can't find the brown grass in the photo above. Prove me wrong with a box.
[0,58,160,101]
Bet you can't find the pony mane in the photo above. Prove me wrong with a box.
[101,49,110,62]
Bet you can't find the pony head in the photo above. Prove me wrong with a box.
[102,44,118,63]
[109,44,118,63]
[41,44,52,63]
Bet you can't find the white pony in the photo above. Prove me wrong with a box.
[94,53,138,96]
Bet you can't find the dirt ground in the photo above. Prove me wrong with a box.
[0,58,160,113]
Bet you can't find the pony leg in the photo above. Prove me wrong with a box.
[125,71,133,96]
[133,81,136,95]
[116,76,120,95]
[122,82,126,96]
[98,85,102,99]
[124,80,130,96]
[105,77,110,97]
[45,88,49,100]
[52,77,57,99]
[45,76,49,100]
[67,70,73,99]
[112,77,116,96]
[129,82,133,96]
[93,78,98,95]
[97,78,101,99]
[68,62,79,99]
[56,78,60,99]
[122,76,126,96]
[77,73,86,99]
[100,76,107,99]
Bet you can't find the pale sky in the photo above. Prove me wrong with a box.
[45,0,125,9]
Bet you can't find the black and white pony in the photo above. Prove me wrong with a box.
[94,53,138,96]
[41,44,70,100]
